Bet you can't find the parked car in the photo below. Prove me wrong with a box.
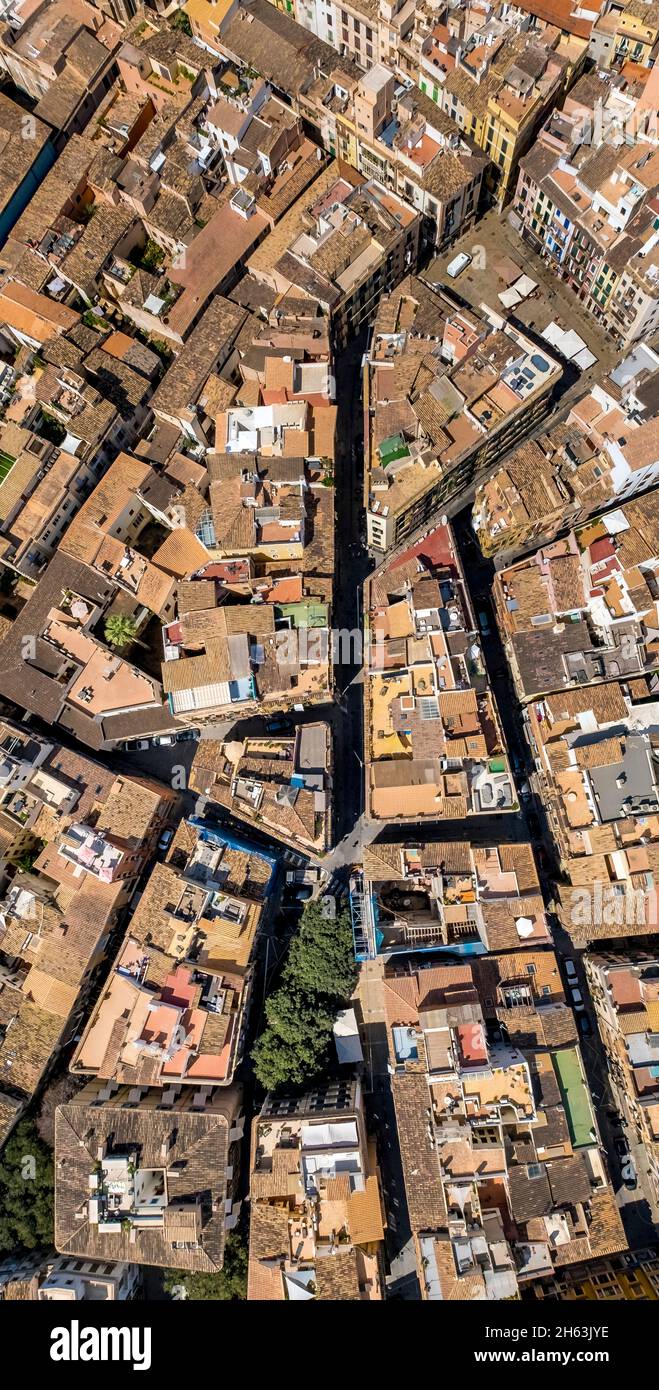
[446,251,472,279]
[176,729,199,742]
[564,959,578,982]
[578,1013,591,1037]
[126,739,150,752]
[266,718,293,733]
[570,986,585,1012]
[152,734,175,746]
[478,610,491,636]
[614,1137,630,1160]
[623,1160,638,1190]
[158,828,174,852]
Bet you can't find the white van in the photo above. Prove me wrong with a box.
[446,251,472,279]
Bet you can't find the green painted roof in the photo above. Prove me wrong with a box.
[552,1047,595,1148]
[379,434,409,466]
[276,602,328,628]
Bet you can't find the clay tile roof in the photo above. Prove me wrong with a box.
[315,1250,361,1300]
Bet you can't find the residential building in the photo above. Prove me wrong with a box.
[210,0,487,250]
[491,496,659,701]
[160,569,332,721]
[0,0,119,141]
[0,423,102,583]
[248,1077,385,1300]
[472,344,659,557]
[352,838,551,960]
[364,277,561,552]
[511,80,659,346]
[523,678,659,943]
[55,1081,245,1271]
[384,954,625,1296]
[0,550,180,749]
[149,295,250,439]
[438,22,574,205]
[190,722,333,853]
[585,953,659,1205]
[307,65,487,250]
[532,1247,659,1301]
[247,160,422,346]
[0,718,177,1148]
[70,818,277,1088]
[365,522,515,820]
[0,1252,141,1302]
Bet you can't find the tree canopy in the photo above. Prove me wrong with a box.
[104,613,138,650]
[286,902,357,999]
[164,1230,247,1301]
[171,9,192,36]
[251,902,356,1092]
[0,1119,54,1256]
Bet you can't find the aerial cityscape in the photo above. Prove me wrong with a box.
[1,0,659,1314]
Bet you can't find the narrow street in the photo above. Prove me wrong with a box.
[330,328,372,845]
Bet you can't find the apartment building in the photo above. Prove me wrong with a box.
[149,296,251,439]
[213,0,488,249]
[247,160,421,347]
[0,549,183,749]
[524,678,659,942]
[610,0,659,67]
[151,328,336,722]
[55,1081,245,1271]
[364,277,561,552]
[0,718,177,1149]
[364,521,515,820]
[0,0,119,142]
[0,1252,141,1302]
[0,424,99,583]
[161,572,332,720]
[585,953,659,1205]
[306,64,487,250]
[248,1077,385,1300]
[70,818,276,1088]
[491,495,659,700]
[511,81,659,346]
[352,838,551,960]
[533,1247,659,1300]
[385,955,624,1296]
[438,21,574,205]
[472,344,659,557]
[190,723,333,854]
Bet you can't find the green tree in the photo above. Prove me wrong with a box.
[14,839,45,871]
[251,902,357,1091]
[140,238,165,273]
[171,9,193,36]
[284,903,356,1000]
[104,614,138,650]
[252,986,336,1090]
[38,411,66,446]
[0,1119,54,1255]
[164,1230,247,1300]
